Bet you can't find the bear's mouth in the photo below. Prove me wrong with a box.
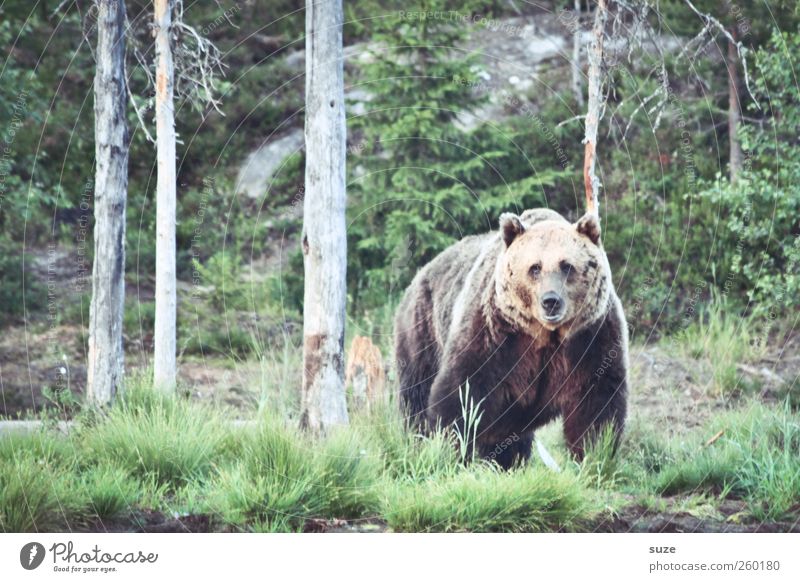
[543,312,565,324]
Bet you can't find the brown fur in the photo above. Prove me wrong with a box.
[394,208,628,469]
[346,336,386,409]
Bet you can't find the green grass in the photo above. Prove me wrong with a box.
[578,424,623,488]
[383,465,590,532]
[0,433,139,530]
[0,437,76,532]
[78,375,231,489]
[629,402,800,520]
[207,419,381,531]
[1,374,798,532]
[352,404,460,482]
[77,465,143,521]
[671,296,767,395]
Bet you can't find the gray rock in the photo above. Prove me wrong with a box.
[235,129,304,200]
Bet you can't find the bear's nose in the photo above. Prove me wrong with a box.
[541,293,563,317]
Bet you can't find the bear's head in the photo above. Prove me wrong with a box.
[494,211,610,336]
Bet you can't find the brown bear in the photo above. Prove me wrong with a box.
[394,208,628,469]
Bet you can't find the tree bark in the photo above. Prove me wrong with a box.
[153,0,177,392]
[299,0,349,432]
[583,0,607,218]
[572,0,584,107]
[727,35,743,183]
[87,0,129,407]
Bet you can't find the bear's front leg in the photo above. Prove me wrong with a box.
[425,327,497,438]
[479,433,533,469]
[561,312,628,461]
[561,357,627,461]
[426,355,478,432]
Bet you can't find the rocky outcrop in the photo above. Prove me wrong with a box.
[235,129,304,200]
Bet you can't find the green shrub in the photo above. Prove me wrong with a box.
[691,31,800,319]
[344,6,566,311]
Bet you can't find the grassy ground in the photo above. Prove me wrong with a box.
[1,307,798,533]
[1,383,798,532]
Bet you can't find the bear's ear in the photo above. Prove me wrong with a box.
[576,213,601,245]
[499,213,525,247]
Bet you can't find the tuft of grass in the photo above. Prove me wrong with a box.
[207,417,381,531]
[350,401,460,481]
[728,404,800,520]
[315,429,382,517]
[653,443,743,496]
[0,459,66,532]
[579,424,623,488]
[383,464,589,532]
[79,377,229,489]
[0,431,75,465]
[0,437,78,532]
[77,465,142,521]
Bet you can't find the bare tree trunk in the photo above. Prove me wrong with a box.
[572,0,584,107]
[299,0,349,432]
[87,0,129,407]
[727,35,743,183]
[583,0,607,218]
[153,0,177,392]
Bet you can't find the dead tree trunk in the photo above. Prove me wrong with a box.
[583,0,607,218]
[87,0,129,407]
[727,34,743,183]
[572,0,584,107]
[299,0,349,432]
[153,0,177,392]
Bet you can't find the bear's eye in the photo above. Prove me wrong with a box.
[529,263,542,278]
[560,261,574,275]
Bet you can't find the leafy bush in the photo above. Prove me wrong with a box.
[693,31,800,316]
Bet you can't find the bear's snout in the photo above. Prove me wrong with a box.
[540,291,565,322]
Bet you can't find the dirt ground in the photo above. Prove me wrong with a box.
[0,323,266,417]
[77,501,799,534]
[3,318,796,418]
